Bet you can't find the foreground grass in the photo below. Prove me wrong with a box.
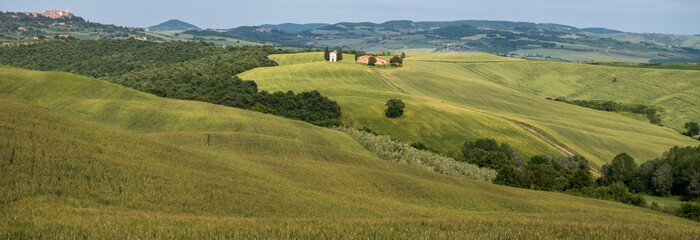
[1,66,698,238]
[240,52,697,166]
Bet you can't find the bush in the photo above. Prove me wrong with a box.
[494,165,523,187]
[336,127,496,182]
[385,99,405,118]
[145,88,167,97]
[390,56,403,67]
[250,103,277,115]
[523,164,567,191]
[568,169,594,189]
[676,203,700,222]
[566,182,646,207]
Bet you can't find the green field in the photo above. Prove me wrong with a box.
[1,65,699,238]
[240,52,698,167]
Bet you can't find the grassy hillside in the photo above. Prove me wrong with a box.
[240,52,697,166]
[1,66,699,238]
[445,57,700,131]
[242,53,562,159]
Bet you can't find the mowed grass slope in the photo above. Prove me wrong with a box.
[241,52,697,166]
[1,66,699,238]
[446,58,700,131]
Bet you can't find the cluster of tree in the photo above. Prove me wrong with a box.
[596,146,700,200]
[0,39,342,125]
[458,138,650,206]
[384,99,405,118]
[550,97,662,124]
[685,122,699,138]
[252,90,341,126]
[389,56,403,67]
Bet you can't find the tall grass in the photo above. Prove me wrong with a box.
[336,127,496,182]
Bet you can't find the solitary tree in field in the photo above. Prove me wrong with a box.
[324,47,330,61]
[337,47,343,61]
[368,57,377,66]
[385,99,405,118]
[400,52,406,58]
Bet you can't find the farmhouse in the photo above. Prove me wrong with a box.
[357,55,389,65]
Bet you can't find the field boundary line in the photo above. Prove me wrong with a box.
[368,67,402,93]
[513,121,574,156]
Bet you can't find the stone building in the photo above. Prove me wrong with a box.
[357,55,389,65]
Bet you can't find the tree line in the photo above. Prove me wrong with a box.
[452,137,699,221]
[549,97,663,124]
[0,39,342,125]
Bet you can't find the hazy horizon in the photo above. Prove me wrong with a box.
[3,0,699,35]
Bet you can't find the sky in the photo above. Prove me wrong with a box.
[2,0,699,35]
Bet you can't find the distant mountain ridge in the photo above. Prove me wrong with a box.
[318,19,621,33]
[259,23,329,32]
[149,19,199,31]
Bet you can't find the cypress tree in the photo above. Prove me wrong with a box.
[337,47,343,61]
[324,47,330,61]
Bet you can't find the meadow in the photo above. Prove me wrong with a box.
[1,65,699,238]
[240,52,698,167]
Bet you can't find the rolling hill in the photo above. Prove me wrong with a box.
[239,52,698,167]
[181,19,700,63]
[1,65,699,238]
[148,19,199,31]
[259,23,329,32]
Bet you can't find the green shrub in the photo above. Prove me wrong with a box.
[146,88,167,97]
[494,165,523,187]
[676,203,700,222]
[566,182,646,207]
[336,127,496,182]
[250,103,277,115]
